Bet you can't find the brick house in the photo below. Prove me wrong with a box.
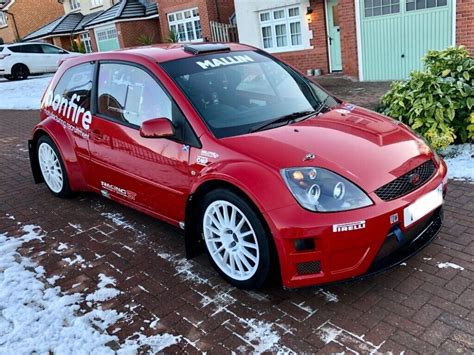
[0,0,64,44]
[84,0,161,52]
[234,0,474,81]
[23,0,118,51]
[24,0,161,53]
[158,0,235,43]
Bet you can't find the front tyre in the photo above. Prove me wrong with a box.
[37,135,72,198]
[200,189,271,289]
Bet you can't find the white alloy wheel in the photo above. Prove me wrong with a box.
[38,142,64,193]
[203,200,260,281]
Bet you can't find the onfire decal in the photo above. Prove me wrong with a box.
[42,89,93,130]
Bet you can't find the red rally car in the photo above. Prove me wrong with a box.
[28,43,448,290]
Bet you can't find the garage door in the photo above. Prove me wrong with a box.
[360,0,453,81]
[95,26,120,52]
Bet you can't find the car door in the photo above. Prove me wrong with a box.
[10,44,44,73]
[87,61,194,223]
[40,44,64,72]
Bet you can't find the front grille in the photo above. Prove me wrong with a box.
[296,261,321,275]
[375,160,435,201]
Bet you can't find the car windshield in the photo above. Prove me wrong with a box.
[161,51,337,138]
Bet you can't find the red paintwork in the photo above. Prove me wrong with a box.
[30,44,447,288]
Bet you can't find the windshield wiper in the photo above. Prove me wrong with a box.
[249,110,316,133]
[314,96,332,115]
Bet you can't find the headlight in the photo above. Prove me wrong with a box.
[281,167,373,212]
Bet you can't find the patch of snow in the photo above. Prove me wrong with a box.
[0,226,117,353]
[441,144,474,182]
[315,289,339,303]
[149,317,160,330]
[437,262,465,271]
[68,223,83,233]
[119,333,180,354]
[46,275,62,285]
[0,75,52,110]
[57,242,69,251]
[1,220,184,353]
[316,321,385,353]
[86,274,120,303]
[63,254,85,266]
[236,318,281,353]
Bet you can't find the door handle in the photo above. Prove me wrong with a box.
[329,36,333,45]
[401,54,405,58]
[92,129,105,141]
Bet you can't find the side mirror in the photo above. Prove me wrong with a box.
[140,118,175,138]
[59,50,68,54]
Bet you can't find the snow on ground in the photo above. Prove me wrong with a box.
[437,262,465,271]
[441,143,474,183]
[0,218,180,353]
[0,75,52,110]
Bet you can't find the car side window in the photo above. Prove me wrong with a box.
[21,44,43,54]
[8,45,24,53]
[42,44,62,54]
[97,63,172,127]
[53,62,94,111]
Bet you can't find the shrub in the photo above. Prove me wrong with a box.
[167,29,179,43]
[137,34,154,46]
[381,46,474,149]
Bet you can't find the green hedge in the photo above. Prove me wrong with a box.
[381,46,474,149]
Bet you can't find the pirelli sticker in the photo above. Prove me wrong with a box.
[333,221,366,233]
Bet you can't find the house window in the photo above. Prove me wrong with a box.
[406,0,447,11]
[80,33,93,53]
[0,12,7,27]
[69,0,81,11]
[259,6,303,51]
[364,0,400,17]
[91,0,103,8]
[96,28,117,41]
[168,8,202,42]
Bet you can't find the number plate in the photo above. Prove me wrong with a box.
[403,184,443,228]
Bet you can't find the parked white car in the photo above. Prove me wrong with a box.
[0,43,81,80]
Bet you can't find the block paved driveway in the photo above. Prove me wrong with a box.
[0,79,473,353]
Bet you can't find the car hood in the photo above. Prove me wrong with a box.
[220,106,433,192]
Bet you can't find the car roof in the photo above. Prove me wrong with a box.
[4,42,46,46]
[76,42,257,64]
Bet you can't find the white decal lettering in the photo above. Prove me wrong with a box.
[196,55,255,70]
[333,221,366,233]
[44,88,94,135]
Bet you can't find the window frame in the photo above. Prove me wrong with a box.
[90,0,103,8]
[80,33,93,53]
[50,61,96,113]
[0,12,7,27]
[258,5,305,53]
[405,0,447,12]
[167,7,202,43]
[93,60,200,147]
[363,0,401,18]
[41,44,64,54]
[68,0,81,11]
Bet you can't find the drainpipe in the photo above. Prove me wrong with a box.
[5,11,20,41]
[214,0,221,22]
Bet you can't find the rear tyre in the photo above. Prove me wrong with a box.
[11,64,29,80]
[200,189,271,290]
[36,135,72,198]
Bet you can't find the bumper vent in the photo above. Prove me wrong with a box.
[296,261,321,275]
[375,160,435,201]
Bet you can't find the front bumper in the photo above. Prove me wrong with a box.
[268,160,447,288]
